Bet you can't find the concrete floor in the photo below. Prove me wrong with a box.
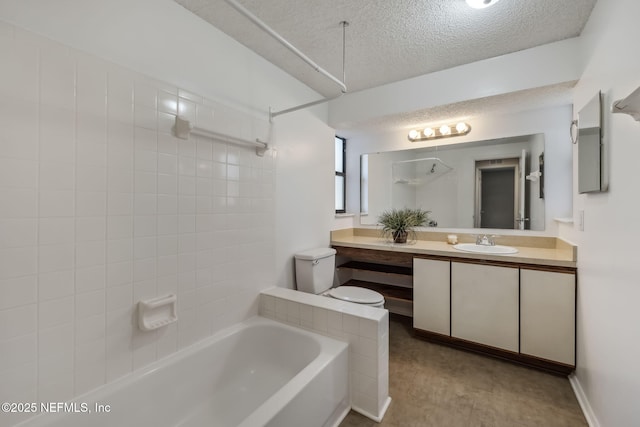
[340,315,587,427]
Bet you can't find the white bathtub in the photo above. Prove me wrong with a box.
[16,317,350,427]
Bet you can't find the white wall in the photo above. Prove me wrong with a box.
[0,0,322,116]
[339,105,573,235]
[272,110,335,289]
[559,0,640,425]
[333,214,357,231]
[329,38,582,129]
[0,2,333,425]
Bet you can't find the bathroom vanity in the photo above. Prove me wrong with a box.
[331,228,577,375]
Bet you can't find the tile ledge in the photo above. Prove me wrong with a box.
[261,287,388,321]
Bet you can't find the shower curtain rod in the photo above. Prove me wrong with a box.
[222,0,348,120]
[393,157,453,167]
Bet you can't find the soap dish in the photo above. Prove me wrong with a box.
[137,294,177,331]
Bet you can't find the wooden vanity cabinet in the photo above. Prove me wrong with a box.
[333,244,577,375]
[413,258,450,336]
[520,268,576,365]
[451,261,519,352]
[412,257,577,375]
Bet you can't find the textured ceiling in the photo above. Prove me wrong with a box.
[175,0,596,97]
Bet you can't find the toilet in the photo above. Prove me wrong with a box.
[294,247,385,308]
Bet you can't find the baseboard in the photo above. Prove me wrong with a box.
[414,328,574,375]
[569,374,601,427]
[325,402,352,427]
[352,396,392,423]
[378,396,392,421]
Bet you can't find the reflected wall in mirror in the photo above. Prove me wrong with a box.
[578,91,604,193]
[361,134,546,231]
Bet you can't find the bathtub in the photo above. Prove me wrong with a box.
[16,317,350,427]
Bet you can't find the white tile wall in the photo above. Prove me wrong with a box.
[259,287,391,421]
[0,22,276,422]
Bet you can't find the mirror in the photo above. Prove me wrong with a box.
[360,134,546,230]
[578,92,604,193]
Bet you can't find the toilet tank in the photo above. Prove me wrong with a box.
[294,248,337,294]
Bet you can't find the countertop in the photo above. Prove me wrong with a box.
[330,232,577,268]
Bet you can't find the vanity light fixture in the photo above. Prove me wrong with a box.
[408,129,420,140]
[408,122,471,142]
[456,122,469,133]
[466,0,501,9]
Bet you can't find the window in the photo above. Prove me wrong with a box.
[335,136,346,213]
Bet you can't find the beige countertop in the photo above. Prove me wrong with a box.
[330,230,577,268]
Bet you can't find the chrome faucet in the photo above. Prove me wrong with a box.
[476,234,496,246]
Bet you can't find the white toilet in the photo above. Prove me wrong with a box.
[294,247,385,308]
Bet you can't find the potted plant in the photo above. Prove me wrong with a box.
[378,208,430,243]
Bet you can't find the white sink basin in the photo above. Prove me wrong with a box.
[453,243,519,255]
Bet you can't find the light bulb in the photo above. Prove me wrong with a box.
[408,130,420,140]
[423,127,435,138]
[439,125,451,136]
[456,122,468,133]
[466,0,501,9]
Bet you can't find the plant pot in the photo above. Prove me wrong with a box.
[393,230,408,244]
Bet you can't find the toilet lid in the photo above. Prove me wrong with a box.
[328,286,384,304]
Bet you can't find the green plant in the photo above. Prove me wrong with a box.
[378,208,430,243]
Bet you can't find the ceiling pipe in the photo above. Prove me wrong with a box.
[222,0,348,119]
[269,93,344,120]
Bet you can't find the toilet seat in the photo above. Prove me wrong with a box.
[327,286,385,306]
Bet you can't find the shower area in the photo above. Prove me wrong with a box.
[391,157,456,227]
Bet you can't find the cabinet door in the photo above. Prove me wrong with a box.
[520,269,576,365]
[451,262,519,352]
[413,258,450,335]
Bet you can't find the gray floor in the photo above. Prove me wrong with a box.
[340,315,587,427]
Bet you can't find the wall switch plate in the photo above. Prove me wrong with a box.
[578,210,585,231]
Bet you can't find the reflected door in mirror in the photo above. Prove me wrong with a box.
[474,157,521,229]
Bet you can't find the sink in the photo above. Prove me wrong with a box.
[453,243,519,255]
